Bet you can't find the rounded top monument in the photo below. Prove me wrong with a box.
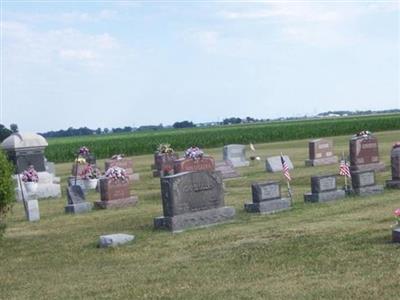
[1,132,48,150]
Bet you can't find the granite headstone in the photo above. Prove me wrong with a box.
[265,155,294,173]
[349,134,385,172]
[94,178,138,209]
[351,170,384,196]
[244,181,291,214]
[304,175,345,202]
[305,139,338,167]
[386,145,400,188]
[223,144,250,167]
[154,171,235,232]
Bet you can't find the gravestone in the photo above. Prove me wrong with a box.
[154,171,235,232]
[94,178,138,209]
[304,175,345,202]
[305,139,338,167]
[386,145,400,188]
[67,177,88,193]
[351,170,384,196]
[99,234,135,248]
[349,134,385,172]
[152,152,179,177]
[223,144,249,167]
[215,160,240,179]
[105,157,139,181]
[174,156,215,174]
[1,133,62,200]
[25,199,40,222]
[244,181,291,214]
[392,228,400,243]
[1,132,47,173]
[65,185,92,214]
[265,155,294,173]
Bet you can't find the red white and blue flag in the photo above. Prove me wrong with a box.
[339,159,351,178]
[281,155,291,181]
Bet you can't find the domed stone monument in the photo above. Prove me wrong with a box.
[1,132,61,200]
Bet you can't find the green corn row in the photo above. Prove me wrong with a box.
[45,114,400,163]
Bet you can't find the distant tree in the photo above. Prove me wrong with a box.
[95,128,102,135]
[223,117,242,125]
[10,123,18,133]
[0,149,15,237]
[173,121,195,129]
[0,124,12,142]
[103,128,109,134]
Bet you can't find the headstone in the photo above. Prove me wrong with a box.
[223,144,249,167]
[392,227,400,243]
[99,233,135,248]
[65,185,92,214]
[152,152,179,177]
[67,177,88,193]
[305,139,338,167]
[1,132,47,173]
[25,199,40,222]
[94,178,138,209]
[351,170,384,196]
[304,175,345,203]
[349,134,385,172]
[265,155,294,173]
[386,145,400,188]
[105,157,139,182]
[215,160,240,179]
[154,171,235,232]
[1,133,61,200]
[174,156,215,174]
[244,181,291,214]
[14,172,61,201]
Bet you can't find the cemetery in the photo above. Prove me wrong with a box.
[1,129,400,299]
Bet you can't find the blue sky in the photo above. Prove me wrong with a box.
[1,0,399,132]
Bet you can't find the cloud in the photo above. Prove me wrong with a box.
[2,21,120,68]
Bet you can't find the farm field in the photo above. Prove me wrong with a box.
[1,130,400,299]
[45,114,400,163]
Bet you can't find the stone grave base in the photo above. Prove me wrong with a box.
[386,179,400,189]
[25,199,40,222]
[65,202,93,214]
[392,227,400,243]
[216,161,240,179]
[229,160,250,168]
[244,198,291,214]
[94,196,138,209]
[353,185,384,196]
[154,206,236,232]
[304,190,346,203]
[350,162,385,173]
[304,156,338,167]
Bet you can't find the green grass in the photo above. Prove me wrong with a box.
[45,113,400,163]
[1,130,400,299]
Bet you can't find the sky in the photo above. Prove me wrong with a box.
[1,0,399,132]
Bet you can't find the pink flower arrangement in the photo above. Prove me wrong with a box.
[393,142,400,149]
[355,130,371,137]
[80,164,101,180]
[111,154,124,160]
[78,146,90,156]
[395,209,400,225]
[185,146,204,160]
[105,167,128,183]
[21,165,39,183]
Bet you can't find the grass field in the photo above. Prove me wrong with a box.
[45,114,400,163]
[1,130,400,299]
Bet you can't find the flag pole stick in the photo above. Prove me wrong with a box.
[342,151,347,188]
[281,152,293,205]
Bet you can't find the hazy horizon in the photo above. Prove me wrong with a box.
[1,1,399,132]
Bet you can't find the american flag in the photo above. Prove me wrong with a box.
[280,155,291,181]
[339,159,351,178]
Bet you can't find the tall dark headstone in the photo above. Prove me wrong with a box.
[65,185,92,214]
[386,144,400,188]
[154,171,235,232]
[304,174,345,202]
[94,178,138,209]
[305,139,338,167]
[349,134,385,172]
[244,181,291,214]
[174,156,215,174]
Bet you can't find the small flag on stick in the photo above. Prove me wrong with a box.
[281,155,291,181]
[281,153,293,205]
[339,159,351,178]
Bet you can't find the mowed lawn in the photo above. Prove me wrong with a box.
[1,130,400,299]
